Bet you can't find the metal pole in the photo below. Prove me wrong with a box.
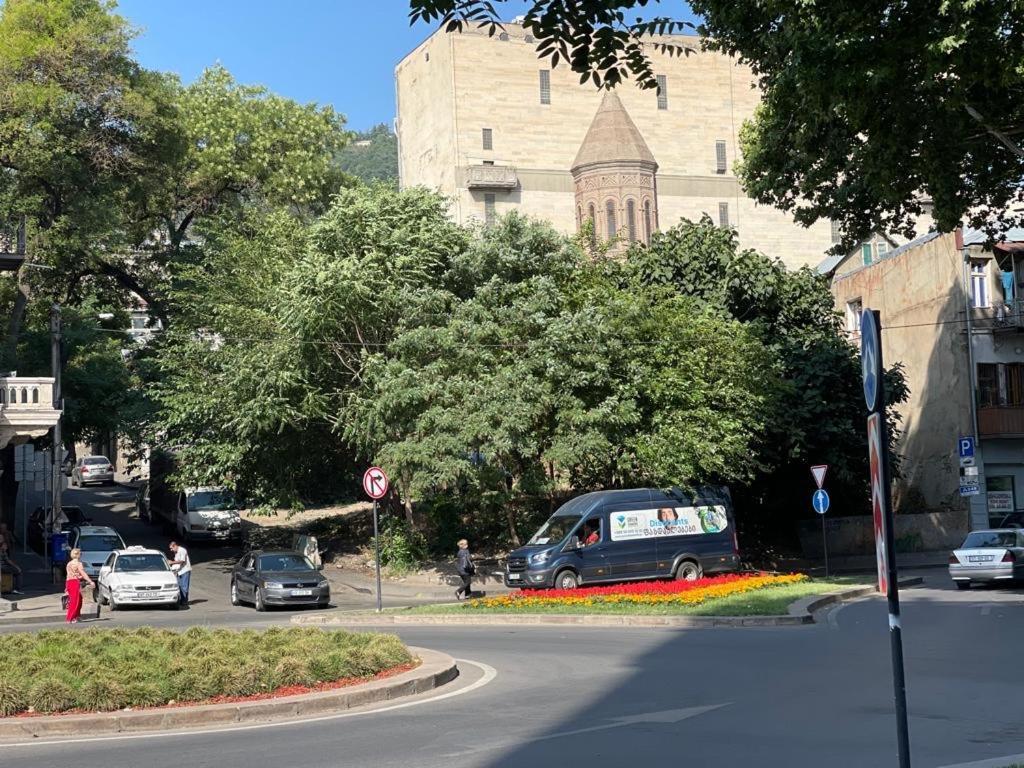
[874,309,912,768]
[821,515,829,579]
[50,304,62,541]
[373,499,382,613]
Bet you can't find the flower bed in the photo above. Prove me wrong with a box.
[468,573,807,610]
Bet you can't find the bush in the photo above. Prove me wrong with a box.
[373,517,427,575]
[0,628,413,716]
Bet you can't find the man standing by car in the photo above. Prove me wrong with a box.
[168,541,191,606]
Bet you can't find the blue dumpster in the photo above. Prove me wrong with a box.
[50,532,69,565]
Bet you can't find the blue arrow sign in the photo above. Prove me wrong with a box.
[861,309,880,412]
[812,489,831,515]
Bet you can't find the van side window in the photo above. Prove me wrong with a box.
[582,517,603,546]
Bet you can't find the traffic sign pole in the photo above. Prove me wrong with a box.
[363,467,390,614]
[812,487,831,578]
[862,308,912,768]
[822,514,829,579]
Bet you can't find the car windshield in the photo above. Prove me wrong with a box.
[528,514,583,546]
[78,534,124,551]
[259,554,315,572]
[83,457,108,466]
[115,554,168,572]
[188,490,236,512]
[962,531,1018,549]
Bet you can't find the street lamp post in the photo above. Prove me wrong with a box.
[48,304,62,553]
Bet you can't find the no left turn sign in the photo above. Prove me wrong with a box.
[363,466,389,500]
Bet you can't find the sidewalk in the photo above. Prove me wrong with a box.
[0,542,66,620]
[779,550,951,576]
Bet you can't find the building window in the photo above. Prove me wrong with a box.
[482,128,493,151]
[643,200,652,244]
[656,75,668,110]
[588,203,597,245]
[861,243,874,266]
[539,69,551,105]
[877,240,889,257]
[626,199,637,242]
[484,193,496,225]
[715,141,727,174]
[987,476,1016,526]
[424,52,430,62]
[977,362,1024,407]
[831,220,842,244]
[606,200,616,239]
[845,298,863,335]
[577,205,582,227]
[482,160,494,166]
[972,259,989,308]
[718,202,729,228]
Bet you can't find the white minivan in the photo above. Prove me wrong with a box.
[174,487,242,542]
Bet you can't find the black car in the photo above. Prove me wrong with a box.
[230,550,330,612]
[27,505,91,554]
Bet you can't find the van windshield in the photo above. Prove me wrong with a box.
[188,490,236,512]
[528,514,583,546]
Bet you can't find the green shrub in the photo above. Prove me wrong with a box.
[0,628,410,716]
[374,517,427,575]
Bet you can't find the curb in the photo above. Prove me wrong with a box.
[291,577,925,630]
[0,647,456,741]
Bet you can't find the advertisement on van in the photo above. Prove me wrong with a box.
[609,505,728,542]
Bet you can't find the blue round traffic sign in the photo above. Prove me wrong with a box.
[860,309,880,412]
[812,489,831,515]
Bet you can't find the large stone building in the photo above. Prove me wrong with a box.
[395,23,840,269]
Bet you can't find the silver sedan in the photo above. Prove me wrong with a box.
[949,529,1024,589]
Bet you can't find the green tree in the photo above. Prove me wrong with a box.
[408,0,1024,240]
[336,124,398,184]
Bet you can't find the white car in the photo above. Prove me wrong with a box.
[68,525,127,578]
[949,529,1024,589]
[96,546,181,610]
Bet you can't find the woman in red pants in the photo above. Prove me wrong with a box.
[65,548,94,623]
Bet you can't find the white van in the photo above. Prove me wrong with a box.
[174,487,242,542]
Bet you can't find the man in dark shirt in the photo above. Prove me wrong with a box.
[455,539,474,600]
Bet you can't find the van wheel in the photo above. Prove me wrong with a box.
[956,581,971,590]
[555,570,579,590]
[675,561,702,581]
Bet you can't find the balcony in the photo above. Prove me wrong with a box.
[0,376,60,448]
[466,164,519,191]
[978,406,1024,438]
[0,216,26,271]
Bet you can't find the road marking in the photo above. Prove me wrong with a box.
[1,658,497,749]
[440,702,730,758]
[939,751,1024,767]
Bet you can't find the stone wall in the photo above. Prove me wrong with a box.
[798,510,969,558]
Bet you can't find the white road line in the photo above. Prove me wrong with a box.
[938,751,1024,768]
[1,658,498,749]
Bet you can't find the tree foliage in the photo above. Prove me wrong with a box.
[336,124,398,184]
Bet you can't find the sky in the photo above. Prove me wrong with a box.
[116,0,698,133]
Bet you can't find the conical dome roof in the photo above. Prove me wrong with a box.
[571,91,658,173]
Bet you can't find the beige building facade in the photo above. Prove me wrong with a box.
[828,228,1024,530]
[395,24,838,270]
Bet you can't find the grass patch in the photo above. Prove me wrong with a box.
[0,627,412,717]
[408,577,865,616]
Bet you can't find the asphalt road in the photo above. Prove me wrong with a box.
[6,571,1024,768]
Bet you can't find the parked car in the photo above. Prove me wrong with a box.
[67,525,126,578]
[504,486,740,590]
[135,481,151,523]
[71,456,114,487]
[27,506,91,554]
[230,550,329,612]
[948,529,1024,589]
[96,546,181,610]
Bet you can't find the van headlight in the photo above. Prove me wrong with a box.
[529,551,551,566]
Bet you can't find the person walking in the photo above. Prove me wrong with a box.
[64,548,94,623]
[169,541,191,606]
[455,538,474,600]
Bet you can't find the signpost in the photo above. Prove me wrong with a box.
[811,465,831,576]
[363,466,389,613]
[958,436,980,496]
[861,308,912,768]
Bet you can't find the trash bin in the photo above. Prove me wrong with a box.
[49,532,69,565]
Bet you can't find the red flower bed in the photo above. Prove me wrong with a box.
[522,572,757,600]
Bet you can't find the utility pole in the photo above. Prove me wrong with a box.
[49,304,62,539]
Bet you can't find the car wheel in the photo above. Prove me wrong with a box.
[254,587,267,612]
[230,580,241,606]
[109,596,119,611]
[96,586,108,606]
[316,599,329,609]
[555,570,579,590]
[956,581,971,590]
[675,560,702,581]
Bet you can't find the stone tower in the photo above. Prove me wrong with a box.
[571,91,659,247]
